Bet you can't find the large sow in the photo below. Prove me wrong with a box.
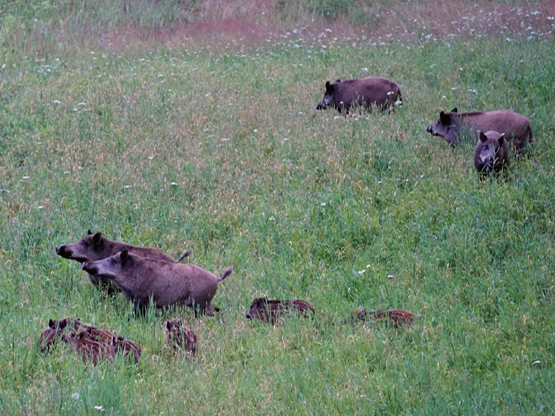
[56,230,190,290]
[82,250,232,315]
[316,76,401,113]
[426,108,533,151]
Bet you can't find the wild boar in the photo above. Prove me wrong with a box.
[316,76,402,113]
[73,319,141,363]
[474,130,509,176]
[113,337,142,363]
[245,297,315,324]
[56,230,191,290]
[349,308,420,328]
[426,108,533,151]
[39,318,74,353]
[82,250,232,315]
[164,320,198,355]
[62,330,116,365]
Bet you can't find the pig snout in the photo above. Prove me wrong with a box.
[56,245,70,257]
[82,262,98,275]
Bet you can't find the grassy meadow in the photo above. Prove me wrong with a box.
[1,0,555,414]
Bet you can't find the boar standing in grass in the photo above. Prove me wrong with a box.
[245,297,315,324]
[316,76,402,113]
[56,230,191,291]
[349,308,420,328]
[474,130,509,177]
[82,250,232,315]
[62,330,116,365]
[426,108,533,151]
[164,320,198,355]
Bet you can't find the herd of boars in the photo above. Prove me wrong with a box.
[47,229,417,364]
[316,76,533,176]
[44,75,534,364]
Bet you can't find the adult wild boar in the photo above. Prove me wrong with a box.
[474,130,509,176]
[316,76,402,113]
[82,250,232,315]
[245,297,315,324]
[56,230,191,290]
[426,108,533,151]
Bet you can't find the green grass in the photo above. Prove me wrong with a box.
[1,1,555,414]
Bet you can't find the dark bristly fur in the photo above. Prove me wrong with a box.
[245,297,316,324]
[164,320,198,355]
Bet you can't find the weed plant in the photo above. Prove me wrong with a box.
[1,0,555,414]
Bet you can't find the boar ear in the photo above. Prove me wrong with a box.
[439,111,450,125]
[120,249,129,266]
[92,232,102,246]
[450,107,458,113]
[59,319,67,329]
[165,320,172,330]
[325,81,334,93]
[335,79,341,83]
[49,319,55,328]
[499,133,505,145]
[87,229,92,235]
[478,131,488,143]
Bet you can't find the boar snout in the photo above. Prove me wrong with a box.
[426,125,432,133]
[82,262,98,275]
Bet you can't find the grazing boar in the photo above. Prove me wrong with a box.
[426,108,533,151]
[245,297,315,324]
[62,330,116,365]
[56,230,191,290]
[474,130,509,176]
[164,320,198,355]
[82,250,232,315]
[316,76,402,113]
[349,308,420,328]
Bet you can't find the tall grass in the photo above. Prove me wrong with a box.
[1,0,555,414]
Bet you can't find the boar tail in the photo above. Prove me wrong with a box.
[176,250,192,263]
[219,267,233,282]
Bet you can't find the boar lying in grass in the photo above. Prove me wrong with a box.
[62,330,117,365]
[74,319,142,363]
[56,230,191,291]
[349,308,420,328]
[164,320,198,355]
[316,76,402,113]
[474,130,509,177]
[82,250,232,315]
[40,318,141,363]
[245,297,315,324]
[39,318,79,353]
[426,108,533,151]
